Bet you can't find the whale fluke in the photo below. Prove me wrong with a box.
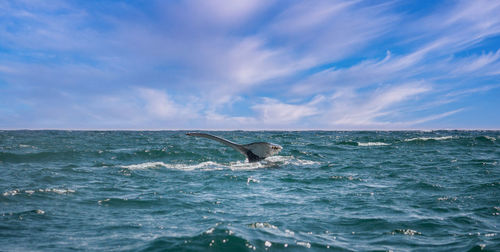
[186,132,282,162]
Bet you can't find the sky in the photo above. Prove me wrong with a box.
[1,0,499,130]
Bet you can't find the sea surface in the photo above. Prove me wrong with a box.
[1,130,499,251]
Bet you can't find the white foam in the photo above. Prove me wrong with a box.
[121,162,171,170]
[3,189,19,196]
[296,242,311,248]
[2,188,75,196]
[120,156,320,171]
[247,176,259,184]
[483,136,496,141]
[264,155,320,166]
[248,222,278,229]
[357,142,390,146]
[48,188,75,194]
[204,227,215,234]
[404,136,453,142]
[392,229,421,236]
[120,161,223,171]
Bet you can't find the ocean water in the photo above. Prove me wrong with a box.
[0,130,499,251]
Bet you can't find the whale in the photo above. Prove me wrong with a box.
[186,132,282,162]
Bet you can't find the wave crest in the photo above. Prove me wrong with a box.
[120,156,319,171]
[404,136,454,142]
[357,142,390,146]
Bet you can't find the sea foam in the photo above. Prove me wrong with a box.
[357,142,390,146]
[404,136,454,142]
[120,156,319,171]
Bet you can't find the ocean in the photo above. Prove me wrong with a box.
[0,130,499,251]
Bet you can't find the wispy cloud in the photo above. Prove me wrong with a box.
[252,97,321,125]
[323,83,431,127]
[0,0,499,129]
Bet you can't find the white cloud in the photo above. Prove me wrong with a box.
[265,0,397,64]
[225,37,310,88]
[324,83,431,127]
[270,1,354,33]
[138,88,197,119]
[188,0,270,25]
[452,49,500,74]
[405,109,464,126]
[1,0,499,129]
[252,97,320,125]
[445,84,500,98]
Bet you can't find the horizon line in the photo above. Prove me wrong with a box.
[1,128,500,131]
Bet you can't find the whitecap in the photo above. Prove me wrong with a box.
[357,142,390,146]
[19,144,35,148]
[48,188,75,194]
[248,222,278,229]
[264,155,320,166]
[204,227,215,234]
[2,189,20,196]
[392,229,421,236]
[3,188,75,196]
[247,176,259,184]
[120,161,223,171]
[404,136,454,142]
[228,156,319,170]
[120,156,319,171]
[296,241,311,248]
[483,136,496,141]
[120,162,171,170]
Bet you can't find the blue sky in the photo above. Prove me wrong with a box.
[1,0,499,130]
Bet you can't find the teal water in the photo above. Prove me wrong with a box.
[1,130,499,251]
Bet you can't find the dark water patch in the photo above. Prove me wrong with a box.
[0,151,81,163]
[1,209,48,223]
[137,228,251,251]
[474,135,497,142]
[337,141,359,146]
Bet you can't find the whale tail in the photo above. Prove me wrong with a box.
[186,132,282,162]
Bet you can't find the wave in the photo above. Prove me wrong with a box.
[391,229,422,236]
[138,224,339,251]
[475,136,496,142]
[357,142,390,146]
[404,136,454,142]
[2,188,75,197]
[338,141,390,146]
[1,209,46,218]
[120,156,320,171]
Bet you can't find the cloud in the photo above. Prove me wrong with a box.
[186,0,270,25]
[452,49,500,74]
[264,0,397,65]
[445,84,500,98]
[324,83,431,127]
[252,97,321,125]
[405,109,464,126]
[138,88,199,120]
[0,0,499,129]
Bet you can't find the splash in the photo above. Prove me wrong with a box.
[120,156,319,171]
[357,142,390,146]
[2,188,75,196]
[404,136,454,142]
[120,161,222,171]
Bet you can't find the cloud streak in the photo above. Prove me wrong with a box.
[0,0,499,129]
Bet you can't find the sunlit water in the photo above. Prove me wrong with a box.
[1,131,499,251]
